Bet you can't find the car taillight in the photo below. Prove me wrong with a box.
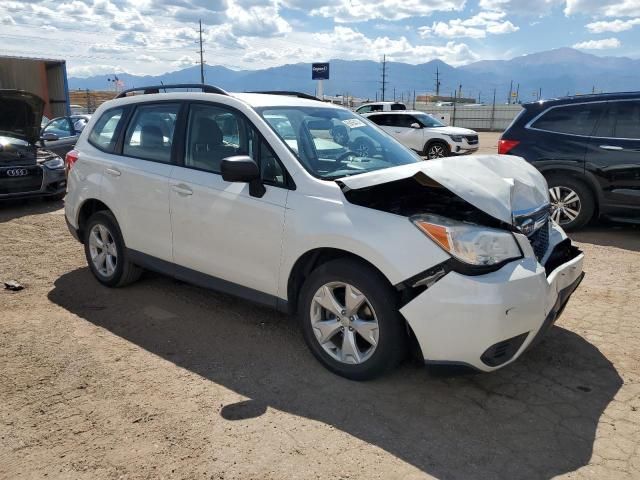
[498,139,520,155]
[65,149,79,175]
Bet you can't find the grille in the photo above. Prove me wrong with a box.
[0,167,43,195]
[465,135,479,145]
[529,219,550,261]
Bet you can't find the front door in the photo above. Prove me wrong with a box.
[169,102,288,300]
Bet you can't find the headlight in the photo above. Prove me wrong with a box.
[43,157,64,169]
[411,214,522,266]
[446,134,463,142]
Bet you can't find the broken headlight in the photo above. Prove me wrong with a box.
[411,214,522,266]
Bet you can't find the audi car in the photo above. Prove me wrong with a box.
[0,90,66,201]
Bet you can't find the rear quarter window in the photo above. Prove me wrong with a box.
[531,103,604,136]
[88,107,126,153]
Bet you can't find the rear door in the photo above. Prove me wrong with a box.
[99,102,179,262]
[586,100,640,210]
[169,102,288,299]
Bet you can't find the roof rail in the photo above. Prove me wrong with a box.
[115,83,228,99]
[248,91,321,101]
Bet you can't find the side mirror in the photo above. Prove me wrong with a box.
[220,155,265,198]
[410,122,422,129]
[41,132,59,142]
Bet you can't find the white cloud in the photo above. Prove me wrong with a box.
[1,14,16,25]
[67,64,124,77]
[313,26,479,65]
[479,0,563,15]
[288,0,466,22]
[572,37,621,49]
[565,0,640,17]
[420,10,519,39]
[173,55,196,67]
[586,18,640,33]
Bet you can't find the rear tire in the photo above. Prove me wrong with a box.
[298,259,407,381]
[424,141,450,159]
[546,175,595,230]
[84,211,142,287]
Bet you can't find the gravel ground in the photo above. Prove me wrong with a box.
[1,137,639,479]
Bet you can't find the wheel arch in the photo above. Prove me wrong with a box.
[76,198,116,243]
[286,247,396,315]
[423,138,450,155]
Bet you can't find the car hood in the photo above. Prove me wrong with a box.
[428,126,476,135]
[337,154,550,225]
[0,90,45,145]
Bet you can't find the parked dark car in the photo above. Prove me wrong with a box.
[0,90,66,201]
[41,114,90,157]
[499,92,640,229]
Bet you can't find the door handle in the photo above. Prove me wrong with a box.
[105,167,121,177]
[172,184,193,196]
[600,145,623,151]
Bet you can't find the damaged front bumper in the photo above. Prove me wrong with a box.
[399,224,585,372]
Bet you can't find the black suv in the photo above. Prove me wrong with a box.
[499,92,640,229]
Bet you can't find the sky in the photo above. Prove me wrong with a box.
[0,0,639,77]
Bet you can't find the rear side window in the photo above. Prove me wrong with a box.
[88,107,125,153]
[531,103,604,136]
[390,103,406,111]
[123,103,179,163]
[369,114,392,126]
[595,101,640,139]
[370,104,383,112]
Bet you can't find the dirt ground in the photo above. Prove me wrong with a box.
[1,137,639,479]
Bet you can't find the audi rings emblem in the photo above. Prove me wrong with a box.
[6,168,29,177]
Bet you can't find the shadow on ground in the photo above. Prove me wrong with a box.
[0,198,63,223]
[572,222,639,252]
[49,268,622,480]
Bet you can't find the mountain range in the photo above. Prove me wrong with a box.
[68,48,640,104]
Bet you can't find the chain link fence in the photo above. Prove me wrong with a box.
[414,103,523,131]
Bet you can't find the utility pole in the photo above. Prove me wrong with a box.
[507,79,513,104]
[458,84,462,101]
[393,87,396,101]
[198,19,205,84]
[538,87,542,100]
[434,66,441,98]
[380,55,387,102]
[515,83,520,104]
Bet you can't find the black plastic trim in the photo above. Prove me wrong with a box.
[127,249,287,311]
[248,91,320,101]
[115,83,228,98]
[481,333,529,367]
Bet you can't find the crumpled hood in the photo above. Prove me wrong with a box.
[338,154,550,225]
[0,90,45,145]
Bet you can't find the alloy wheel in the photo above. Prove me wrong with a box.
[428,144,445,159]
[549,186,582,225]
[88,223,118,277]
[310,282,379,365]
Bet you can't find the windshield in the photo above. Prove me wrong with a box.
[259,107,421,179]
[414,113,446,128]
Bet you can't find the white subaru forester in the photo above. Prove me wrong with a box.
[64,85,584,380]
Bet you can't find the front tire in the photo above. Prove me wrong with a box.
[424,141,450,159]
[546,175,595,230]
[298,259,406,380]
[84,211,142,287]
